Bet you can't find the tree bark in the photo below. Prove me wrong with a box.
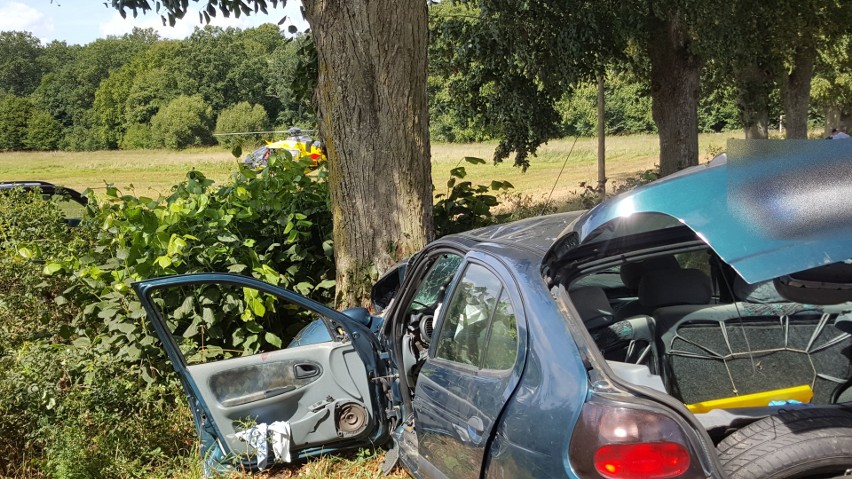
[647,12,702,177]
[734,63,772,139]
[782,43,816,139]
[826,106,842,134]
[302,0,433,308]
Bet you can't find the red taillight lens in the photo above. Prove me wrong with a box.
[594,442,690,479]
[569,401,703,478]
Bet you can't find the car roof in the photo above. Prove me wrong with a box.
[450,210,585,256]
[0,181,88,205]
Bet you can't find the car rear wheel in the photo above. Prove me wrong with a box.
[718,408,852,479]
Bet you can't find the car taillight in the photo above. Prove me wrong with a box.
[594,442,690,479]
[569,400,704,479]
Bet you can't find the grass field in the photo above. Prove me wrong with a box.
[0,133,732,208]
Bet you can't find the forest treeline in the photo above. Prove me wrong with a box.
[0,4,850,153]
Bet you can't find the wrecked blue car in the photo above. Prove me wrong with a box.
[136,140,852,478]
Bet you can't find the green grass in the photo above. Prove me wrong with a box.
[0,133,733,208]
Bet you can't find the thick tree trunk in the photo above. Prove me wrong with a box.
[826,106,842,134]
[782,43,816,139]
[302,0,433,308]
[647,12,702,177]
[735,63,772,139]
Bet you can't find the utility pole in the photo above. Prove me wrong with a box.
[597,74,607,201]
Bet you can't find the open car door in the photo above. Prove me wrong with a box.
[133,273,388,472]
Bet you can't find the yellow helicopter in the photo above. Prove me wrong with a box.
[216,128,328,171]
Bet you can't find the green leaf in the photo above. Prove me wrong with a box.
[315,279,336,290]
[249,296,265,316]
[43,262,63,275]
[450,166,467,179]
[463,156,486,164]
[156,255,172,268]
[17,246,35,259]
[227,263,248,273]
[294,282,313,295]
[265,332,282,348]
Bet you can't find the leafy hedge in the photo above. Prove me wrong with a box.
[0,154,333,478]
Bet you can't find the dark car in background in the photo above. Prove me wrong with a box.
[0,181,88,226]
[135,139,852,478]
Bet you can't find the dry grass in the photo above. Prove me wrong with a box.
[0,133,734,207]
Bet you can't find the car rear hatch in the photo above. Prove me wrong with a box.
[544,139,852,289]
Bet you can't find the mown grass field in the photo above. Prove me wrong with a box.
[0,133,732,208]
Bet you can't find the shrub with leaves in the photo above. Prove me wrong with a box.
[150,94,214,149]
[0,156,335,478]
[433,156,514,237]
[214,101,269,152]
[51,154,334,380]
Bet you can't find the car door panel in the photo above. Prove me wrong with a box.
[413,257,527,479]
[185,342,373,453]
[133,273,387,469]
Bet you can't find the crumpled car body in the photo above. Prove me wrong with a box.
[135,140,852,478]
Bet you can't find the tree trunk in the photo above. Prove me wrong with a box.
[826,106,842,135]
[647,12,702,177]
[782,43,816,139]
[735,63,772,139]
[302,0,433,308]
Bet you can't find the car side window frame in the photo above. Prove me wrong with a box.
[428,258,521,376]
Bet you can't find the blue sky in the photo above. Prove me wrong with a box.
[0,0,306,45]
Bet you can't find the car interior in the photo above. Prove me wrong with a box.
[563,238,852,440]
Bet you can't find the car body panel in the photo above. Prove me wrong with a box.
[413,253,529,479]
[132,273,388,471]
[561,140,852,284]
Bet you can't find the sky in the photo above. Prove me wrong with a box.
[0,0,306,45]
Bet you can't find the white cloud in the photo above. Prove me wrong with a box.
[0,1,55,38]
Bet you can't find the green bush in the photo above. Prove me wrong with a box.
[150,95,214,149]
[120,123,157,149]
[433,157,514,237]
[215,101,269,150]
[558,76,656,136]
[25,109,63,150]
[0,94,33,151]
[0,157,334,477]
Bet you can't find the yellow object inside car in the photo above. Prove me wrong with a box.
[686,384,814,414]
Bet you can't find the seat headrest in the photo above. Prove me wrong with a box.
[570,286,614,328]
[638,269,712,309]
[732,277,787,303]
[620,255,681,292]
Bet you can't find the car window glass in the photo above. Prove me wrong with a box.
[48,194,86,220]
[435,263,502,367]
[152,283,327,365]
[407,253,464,311]
[482,291,518,370]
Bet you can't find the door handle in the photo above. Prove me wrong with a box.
[294,363,320,379]
[467,416,485,444]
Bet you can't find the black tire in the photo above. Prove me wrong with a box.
[718,408,852,479]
